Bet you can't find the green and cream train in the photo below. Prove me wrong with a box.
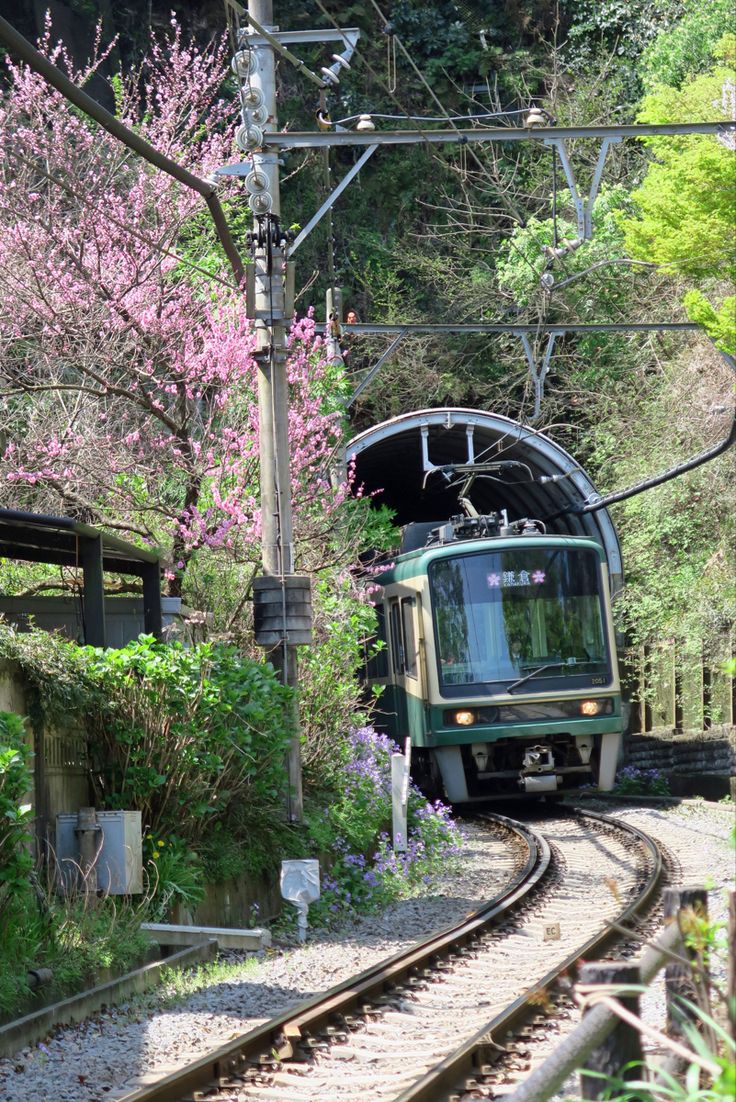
[350,409,625,801]
[366,514,623,800]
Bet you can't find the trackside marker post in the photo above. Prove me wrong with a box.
[392,738,411,852]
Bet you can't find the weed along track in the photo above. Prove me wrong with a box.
[116,811,662,1102]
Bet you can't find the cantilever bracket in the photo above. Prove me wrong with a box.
[346,330,406,408]
[544,136,621,240]
[420,419,477,480]
[517,331,561,420]
[290,144,378,256]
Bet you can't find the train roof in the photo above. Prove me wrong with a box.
[374,533,608,585]
[345,408,623,593]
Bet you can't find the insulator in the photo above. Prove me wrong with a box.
[248,191,273,214]
[525,107,547,127]
[355,114,376,132]
[331,53,352,71]
[249,104,269,126]
[236,124,264,151]
[245,170,269,195]
[540,272,555,290]
[241,87,264,110]
[231,50,256,78]
[321,67,340,85]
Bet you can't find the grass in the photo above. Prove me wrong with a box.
[0,890,153,1021]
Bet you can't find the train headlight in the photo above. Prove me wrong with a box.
[580,700,602,716]
[454,710,476,726]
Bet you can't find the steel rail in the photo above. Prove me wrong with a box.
[117,814,549,1102]
[395,808,663,1102]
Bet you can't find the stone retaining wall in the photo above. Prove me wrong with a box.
[624,726,736,798]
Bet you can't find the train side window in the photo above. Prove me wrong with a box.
[401,598,417,678]
[365,603,389,679]
[389,599,405,674]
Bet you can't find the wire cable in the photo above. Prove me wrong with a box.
[333,109,533,125]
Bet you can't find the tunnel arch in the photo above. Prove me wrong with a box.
[345,408,623,592]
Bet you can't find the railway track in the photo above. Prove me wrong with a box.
[117,809,662,1102]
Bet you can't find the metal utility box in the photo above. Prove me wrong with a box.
[253,575,312,646]
[55,810,143,894]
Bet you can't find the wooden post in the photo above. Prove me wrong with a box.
[663,887,708,1037]
[141,562,163,639]
[579,962,644,1099]
[643,645,653,733]
[673,645,684,734]
[702,658,712,731]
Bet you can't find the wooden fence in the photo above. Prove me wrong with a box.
[622,644,735,735]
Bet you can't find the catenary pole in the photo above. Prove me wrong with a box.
[247,0,303,820]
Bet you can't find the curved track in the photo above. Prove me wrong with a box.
[118,809,662,1102]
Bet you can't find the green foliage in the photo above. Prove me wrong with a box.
[640,0,735,89]
[0,620,96,730]
[145,833,205,920]
[614,765,671,795]
[287,727,462,931]
[619,36,736,352]
[86,636,293,843]
[562,0,685,102]
[299,573,388,786]
[0,711,33,925]
[496,185,635,308]
[683,291,736,357]
[612,467,735,650]
[0,890,151,1020]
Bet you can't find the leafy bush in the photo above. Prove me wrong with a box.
[0,711,34,929]
[86,636,293,845]
[298,726,462,929]
[0,889,151,1020]
[145,833,205,921]
[640,0,735,89]
[299,577,381,784]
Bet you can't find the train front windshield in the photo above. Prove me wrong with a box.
[429,546,612,696]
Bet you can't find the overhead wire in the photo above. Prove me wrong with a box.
[315,0,552,417]
[350,0,560,414]
[364,0,539,255]
[333,109,533,125]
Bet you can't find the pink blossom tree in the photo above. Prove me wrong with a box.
[0,18,350,606]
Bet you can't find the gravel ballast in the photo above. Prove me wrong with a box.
[0,822,511,1101]
[0,802,732,1102]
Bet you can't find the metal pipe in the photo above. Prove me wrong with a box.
[262,121,735,149]
[0,15,246,285]
[546,407,736,520]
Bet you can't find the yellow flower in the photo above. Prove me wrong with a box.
[152,850,160,859]
[157,840,165,848]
